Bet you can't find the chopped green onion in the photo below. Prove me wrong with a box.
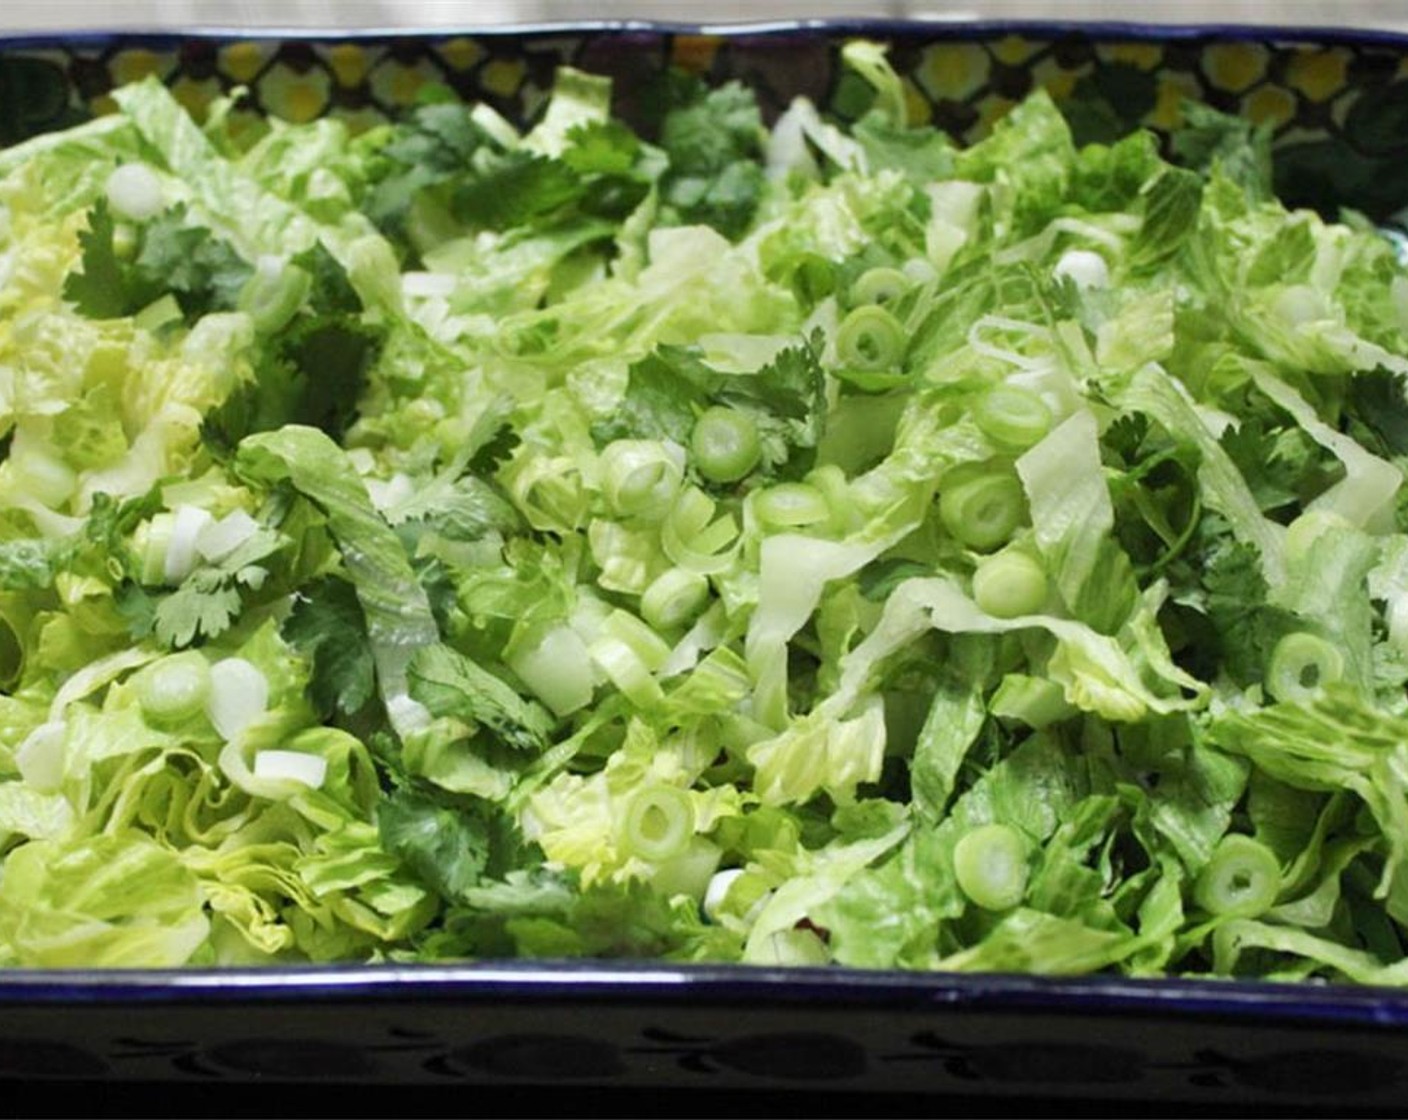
[196,509,260,564]
[691,407,761,484]
[1194,834,1282,918]
[754,482,830,528]
[758,928,831,965]
[641,568,711,631]
[939,469,1026,552]
[164,505,215,585]
[238,254,312,333]
[589,635,665,708]
[953,822,1029,911]
[972,549,1048,618]
[136,513,176,586]
[620,784,695,863]
[600,609,673,672]
[104,163,165,222]
[836,304,906,371]
[1052,249,1109,291]
[703,867,747,921]
[206,658,269,743]
[12,444,77,509]
[1266,631,1344,703]
[507,622,595,717]
[401,271,457,299]
[974,384,1053,452]
[662,488,741,574]
[601,439,684,520]
[252,749,328,789]
[135,652,212,727]
[850,266,909,307]
[651,837,722,900]
[133,293,183,333]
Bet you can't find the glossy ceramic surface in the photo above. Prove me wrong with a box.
[3,20,1408,1105]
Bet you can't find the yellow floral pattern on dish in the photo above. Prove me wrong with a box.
[9,27,1406,171]
[258,63,331,125]
[1286,48,1351,103]
[917,43,990,102]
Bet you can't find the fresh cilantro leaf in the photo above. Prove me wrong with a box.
[450,152,582,231]
[658,78,766,238]
[361,101,501,246]
[200,354,301,455]
[283,576,378,718]
[853,112,955,185]
[203,312,382,452]
[591,336,825,480]
[407,643,554,752]
[463,395,522,477]
[590,347,712,447]
[135,523,285,649]
[663,160,764,241]
[115,581,158,641]
[1102,413,1152,467]
[392,474,522,541]
[561,120,641,178]
[290,240,364,316]
[1197,526,1300,686]
[152,573,242,648]
[382,101,491,173]
[562,120,663,219]
[62,199,131,318]
[468,422,521,476]
[1347,369,1408,458]
[378,786,494,902]
[1220,418,1320,515]
[64,200,252,323]
[277,316,381,435]
[133,205,252,319]
[0,491,158,593]
[1171,101,1274,201]
[714,333,828,477]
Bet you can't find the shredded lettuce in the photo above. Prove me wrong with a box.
[4,48,1408,984]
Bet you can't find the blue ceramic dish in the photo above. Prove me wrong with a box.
[4,19,1408,1107]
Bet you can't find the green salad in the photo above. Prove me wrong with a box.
[3,41,1408,981]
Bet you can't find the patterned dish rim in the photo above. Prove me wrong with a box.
[1,17,1407,1040]
[0,959,1407,1030]
[5,17,1408,47]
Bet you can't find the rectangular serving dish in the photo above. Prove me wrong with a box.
[5,19,1408,1107]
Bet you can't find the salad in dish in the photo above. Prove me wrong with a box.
[2,40,1408,982]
